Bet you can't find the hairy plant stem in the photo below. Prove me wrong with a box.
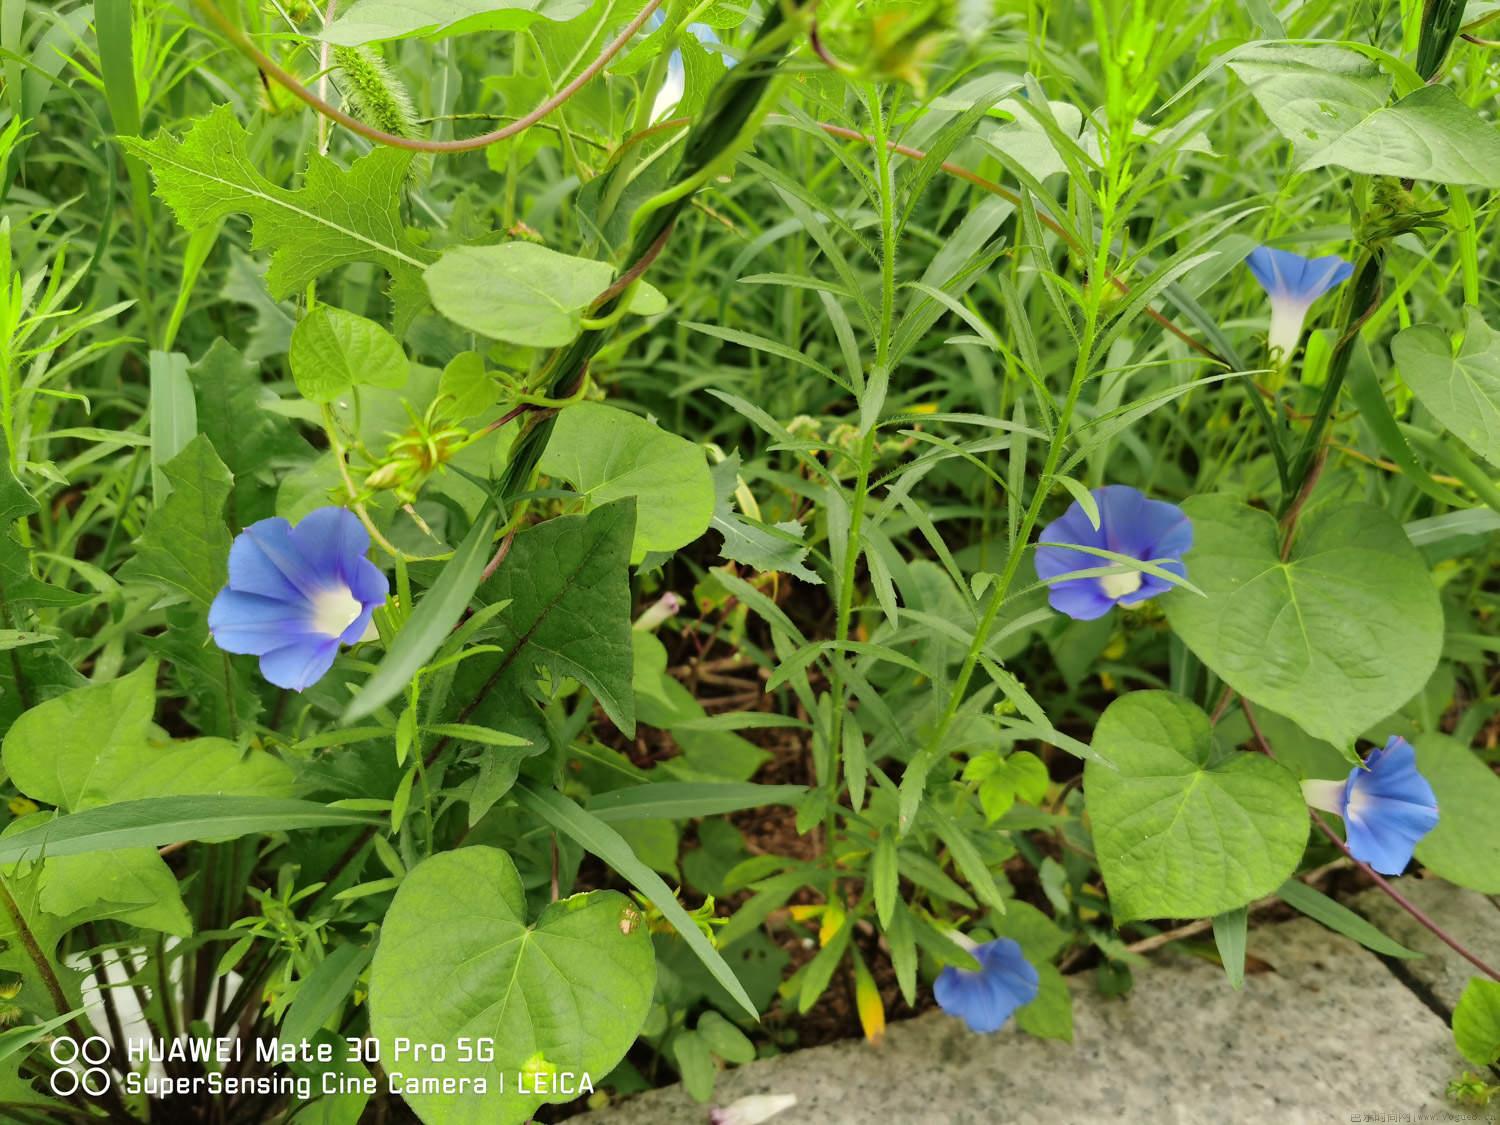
[823,84,895,880]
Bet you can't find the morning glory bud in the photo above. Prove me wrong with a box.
[1245,246,1353,365]
[1034,485,1192,621]
[208,507,389,692]
[1301,736,1440,875]
[933,934,1039,1034]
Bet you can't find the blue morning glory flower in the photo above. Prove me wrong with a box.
[934,936,1039,1034]
[1301,736,1439,876]
[1245,246,1353,362]
[208,507,388,692]
[1034,485,1192,621]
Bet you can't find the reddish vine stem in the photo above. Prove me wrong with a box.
[1240,698,1500,982]
[192,0,665,153]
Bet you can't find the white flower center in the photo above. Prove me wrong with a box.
[1099,569,1143,601]
[1345,781,1372,822]
[310,584,362,638]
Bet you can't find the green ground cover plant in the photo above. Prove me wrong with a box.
[0,0,1497,1120]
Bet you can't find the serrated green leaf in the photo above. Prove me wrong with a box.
[123,105,428,299]
[116,434,233,608]
[708,453,820,583]
[449,501,637,736]
[191,338,308,526]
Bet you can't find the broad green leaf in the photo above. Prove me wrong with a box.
[437,351,498,419]
[3,663,157,811]
[39,849,192,937]
[345,507,498,722]
[423,243,665,348]
[324,0,591,45]
[368,846,654,1124]
[1411,734,1500,893]
[1228,45,1388,159]
[631,633,768,781]
[1453,978,1500,1068]
[1392,307,1500,467]
[1164,497,1442,748]
[290,305,410,402]
[3,665,296,812]
[708,454,820,583]
[539,403,713,563]
[514,782,757,1018]
[450,501,637,736]
[116,434,233,608]
[110,737,298,804]
[695,1010,754,1065]
[1085,692,1307,923]
[1303,85,1500,185]
[1232,46,1500,184]
[0,798,378,863]
[123,105,428,300]
[1275,879,1421,958]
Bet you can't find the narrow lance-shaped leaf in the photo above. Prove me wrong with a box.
[0,797,380,864]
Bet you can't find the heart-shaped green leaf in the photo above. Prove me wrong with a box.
[1164,496,1442,748]
[423,243,666,348]
[369,846,654,1124]
[1392,307,1500,468]
[1085,691,1307,923]
[539,403,713,563]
